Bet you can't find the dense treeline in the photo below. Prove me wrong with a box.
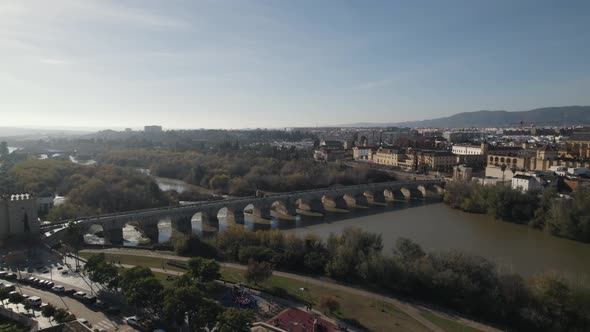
[99,149,393,196]
[177,227,590,332]
[10,159,171,220]
[444,182,590,243]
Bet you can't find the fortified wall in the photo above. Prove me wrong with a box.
[0,193,40,245]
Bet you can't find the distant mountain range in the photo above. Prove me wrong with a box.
[343,106,590,128]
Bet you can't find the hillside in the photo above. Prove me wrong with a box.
[344,106,590,128]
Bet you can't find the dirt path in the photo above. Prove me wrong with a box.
[82,248,503,332]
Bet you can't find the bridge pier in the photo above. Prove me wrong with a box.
[140,222,159,244]
[226,209,245,224]
[252,206,272,220]
[322,196,348,211]
[171,217,192,235]
[103,228,124,245]
[200,212,219,233]
[272,202,297,219]
[296,198,325,215]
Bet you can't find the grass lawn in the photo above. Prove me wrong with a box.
[79,252,188,272]
[220,266,430,332]
[420,311,483,332]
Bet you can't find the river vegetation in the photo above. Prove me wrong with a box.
[172,227,590,332]
[9,159,171,220]
[443,181,590,243]
[98,148,393,195]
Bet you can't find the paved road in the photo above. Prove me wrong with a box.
[11,283,133,332]
[83,248,503,332]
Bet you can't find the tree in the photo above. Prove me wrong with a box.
[119,267,163,314]
[53,308,76,323]
[216,308,254,332]
[84,253,119,289]
[244,259,272,286]
[0,289,9,305]
[9,292,24,309]
[41,304,56,320]
[319,295,340,314]
[24,301,33,315]
[187,257,221,282]
[62,222,83,269]
[163,285,222,331]
[500,164,507,183]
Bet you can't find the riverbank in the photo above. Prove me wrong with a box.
[80,248,498,332]
[286,203,590,280]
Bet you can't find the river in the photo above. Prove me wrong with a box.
[287,203,590,280]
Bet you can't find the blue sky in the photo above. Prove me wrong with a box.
[1,0,589,129]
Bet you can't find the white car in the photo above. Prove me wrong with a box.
[77,318,91,327]
[125,316,141,326]
[51,285,65,292]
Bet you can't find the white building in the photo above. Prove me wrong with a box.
[511,174,543,192]
[451,143,487,155]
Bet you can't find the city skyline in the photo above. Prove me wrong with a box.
[2,0,590,129]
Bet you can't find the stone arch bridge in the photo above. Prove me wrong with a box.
[43,180,444,246]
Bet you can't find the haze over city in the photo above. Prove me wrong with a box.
[2,0,590,129]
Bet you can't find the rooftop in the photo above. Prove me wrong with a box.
[267,308,338,332]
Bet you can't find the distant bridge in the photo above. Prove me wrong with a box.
[43,180,444,246]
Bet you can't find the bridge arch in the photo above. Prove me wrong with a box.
[322,194,348,211]
[191,211,219,235]
[83,224,105,245]
[295,197,325,215]
[271,200,297,218]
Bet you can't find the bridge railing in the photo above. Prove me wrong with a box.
[40,179,441,229]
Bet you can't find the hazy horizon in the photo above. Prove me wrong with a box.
[2,1,590,129]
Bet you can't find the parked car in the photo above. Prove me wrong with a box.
[0,271,7,278]
[125,316,142,327]
[77,318,91,327]
[83,295,97,304]
[45,281,54,288]
[64,289,78,296]
[106,306,121,315]
[0,283,15,291]
[93,300,108,309]
[26,296,42,307]
[73,291,86,300]
[5,272,15,279]
[51,285,65,293]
